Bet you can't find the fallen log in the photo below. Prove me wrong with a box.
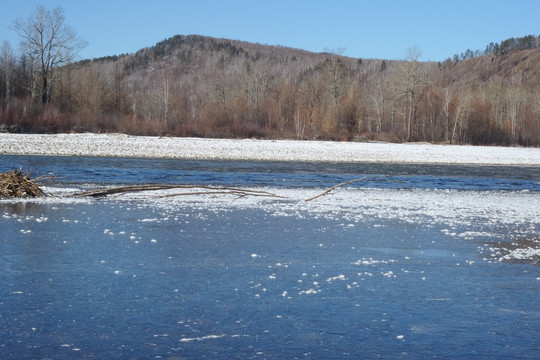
[74,184,181,197]
[73,184,284,200]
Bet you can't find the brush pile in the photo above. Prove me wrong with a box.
[0,169,44,198]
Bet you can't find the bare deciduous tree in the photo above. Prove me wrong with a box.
[442,88,452,142]
[450,90,472,144]
[396,47,424,140]
[12,5,86,103]
[0,41,15,100]
[323,47,347,116]
[506,85,524,140]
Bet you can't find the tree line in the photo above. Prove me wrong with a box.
[1,6,539,146]
[453,34,540,62]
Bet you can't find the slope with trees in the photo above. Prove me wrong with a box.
[1,6,539,146]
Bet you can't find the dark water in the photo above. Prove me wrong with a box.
[1,155,539,359]
[2,155,540,191]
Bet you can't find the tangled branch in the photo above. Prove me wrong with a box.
[0,169,46,198]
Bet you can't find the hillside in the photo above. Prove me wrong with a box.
[1,34,539,146]
[443,48,540,88]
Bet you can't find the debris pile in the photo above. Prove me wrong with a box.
[0,169,44,198]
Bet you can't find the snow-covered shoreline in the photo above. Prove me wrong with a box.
[1,133,539,165]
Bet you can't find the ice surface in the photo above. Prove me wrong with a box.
[2,133,539,359]
[3,184,539,263]
[1,181,539,359]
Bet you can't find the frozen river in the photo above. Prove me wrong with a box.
[1,155,539,359]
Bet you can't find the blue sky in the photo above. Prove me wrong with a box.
[1,0,539,61]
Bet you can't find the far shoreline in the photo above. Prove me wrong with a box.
[1,133,539,166]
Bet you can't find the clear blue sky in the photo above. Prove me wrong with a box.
[1,0,539,61]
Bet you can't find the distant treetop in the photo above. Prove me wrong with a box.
[452,34,539,63]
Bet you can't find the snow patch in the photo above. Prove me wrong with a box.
[179,334,226,342]
[1,133,539,165]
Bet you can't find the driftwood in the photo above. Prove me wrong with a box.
[0,169,45,198]
[304,177,367,202]
[74,184,181,197]
[0,165,368,202]
[73,184,284,200]
[75,179,366,202]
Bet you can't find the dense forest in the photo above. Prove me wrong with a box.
[1,30,540,146]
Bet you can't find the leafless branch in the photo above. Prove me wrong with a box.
[304,177,367,202]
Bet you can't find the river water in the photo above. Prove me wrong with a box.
[1,155,539,359]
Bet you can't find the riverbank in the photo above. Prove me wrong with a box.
[1,133,539,165]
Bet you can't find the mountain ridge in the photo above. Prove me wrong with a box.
[83,33,540,89]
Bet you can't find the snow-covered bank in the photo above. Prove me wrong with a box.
[1,133,539,165]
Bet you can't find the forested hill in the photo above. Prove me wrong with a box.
[2,34,540,146]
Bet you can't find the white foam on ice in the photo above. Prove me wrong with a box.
[502,247,540,261]
[118,186,540,262]
[179,334,227,342]
[485,238,540,263]
[126,186,540,230]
